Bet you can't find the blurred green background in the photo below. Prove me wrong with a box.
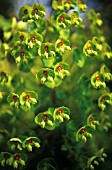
[0,0,112,170]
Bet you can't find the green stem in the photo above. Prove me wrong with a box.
[70,59,74,70]
[52,87,57,106]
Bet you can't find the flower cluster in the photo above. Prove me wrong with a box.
[35,106,70,130]
[83,37,103,57]
[87,148,107,170]
[52,0,77,11]
[52,0,87,12]
[100,112,112,131]
[7,90,38,111]
[83,36,112,59]
[8,137,40,152]
[98,93,112,111]
[0,152,27,169]
[76,114,100,143]
[19,4,46,22]
[36,62,70,88]
[91,65,111,89]
[88,9,103,27]
[56,10,83,28]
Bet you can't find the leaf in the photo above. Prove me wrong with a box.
[95,148,104,157]
[59,28,70,39]
[87,156,97,168]
[11,74,21,88]
[4,31,12,41]
[73,48,86,67]
[52,0,64,11]
[19,5,32,22]
[20,105,30,112]
[9,138,22,143]
[66,120,77,141]
[41,57,56,68]
[18,59,34,72]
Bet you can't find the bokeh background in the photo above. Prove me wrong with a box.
[0,1,112,170]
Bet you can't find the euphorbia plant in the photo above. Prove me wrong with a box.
[0,0,112,169]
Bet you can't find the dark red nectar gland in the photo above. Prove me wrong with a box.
[104,49,108,53]
[67,0,70,3]
[102,120,106,124]
[58,42,64,46]
[0,71,5,77]
[24,9,28,14]
[30,36,36,41]
[15,155,20,160]
[101,97,105,103]
[88,46,92,50]
[34,8,38,13]
[81,128,86,134]
[27,138,33,143]
[79,0,82,4]
[104,70,107,73]
[89,117,94,122]
[43,71,48,76]
[20,52,25,57]
[42,115,48,120]
[2,49,5,54]
[44,46,49,51]
[72,14,75,19]
[25,94,30,100]
[13,95,17,100]
[60,16,65,21]
[57,65,63,71]
[96,76,100,81]
[20,35,24,41]
[58,109,63,114]
[4,153,8,159]
[14,45,18,49]
[21,46,24,50]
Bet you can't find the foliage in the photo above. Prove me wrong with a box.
[0,0,112,169]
